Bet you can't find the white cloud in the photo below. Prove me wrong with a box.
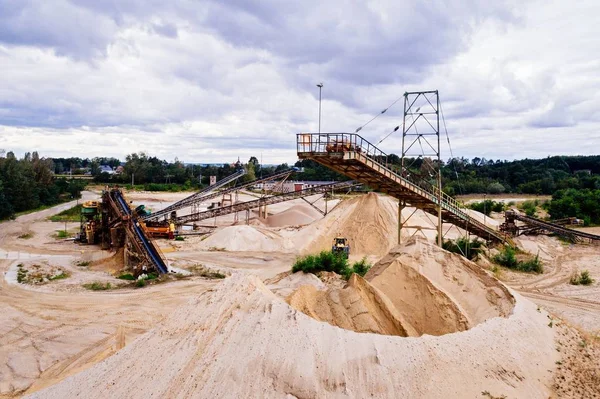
[0,0,599,164]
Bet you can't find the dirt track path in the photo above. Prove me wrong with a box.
[502,236,600,334]
[0,196,218,397]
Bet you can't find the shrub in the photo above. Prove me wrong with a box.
[292,251,371,280]
[493,246,543,274]
[146,272,158,280]
[468,200,504,216]
[352,257,371,277]
[77,261,91,267]
[520,200,537,217]
[518,254,543,273]
[135,279,146,288]
[493,246,518,269]
[487,182,505,194]
[56,230,69,238]
[442,237,484,260]
[570,270,594,285]
[175,236,185,241]
[83,282,112,291]
[49,271,70,281]
[118,273,136,280]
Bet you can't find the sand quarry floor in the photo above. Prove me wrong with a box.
[0,190,599,398]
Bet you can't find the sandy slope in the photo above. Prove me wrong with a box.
[28,272,558,399]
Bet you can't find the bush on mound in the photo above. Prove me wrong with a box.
[292,251,371,280]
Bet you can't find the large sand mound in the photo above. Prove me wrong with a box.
[286,237,514,337]
[296,192,400,256]
[264,204,323,227]
[29,273,558,398]
[197,225,285,252]
[366,237,514,336]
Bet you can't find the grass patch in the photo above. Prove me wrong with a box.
[175,236,185,241]
[208,246,226,251]
[48,271,70,281]
[83,282,112,291]
[135,279,146,288]
[16,264,27,283]
[292,251,372,280]
[48,204,83,222]
[570,270,594,286]
[77,261,91,267]
[18,233,33,239]
[493,246,543,274]
[55,230,69,239]
[187,264,227,279]
[117,273,136,280]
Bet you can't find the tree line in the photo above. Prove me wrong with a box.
[0,152,86,220]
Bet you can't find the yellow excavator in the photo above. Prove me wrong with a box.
[332,237,350,257]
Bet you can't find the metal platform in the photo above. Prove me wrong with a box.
[297,133,508,243]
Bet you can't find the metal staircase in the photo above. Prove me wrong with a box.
[296,133,508,243]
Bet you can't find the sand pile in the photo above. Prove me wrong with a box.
[197,225,285,252]
[264,204,323,227]
[285,237,514,337]
[365,237,514,335]
[296,192,399,256]
[30,273,558,398]
[288,274,418,336]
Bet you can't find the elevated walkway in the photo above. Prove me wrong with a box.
[176,180,357,225]
[297,133,508,243]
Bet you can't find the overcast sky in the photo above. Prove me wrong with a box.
[1,0,599,164]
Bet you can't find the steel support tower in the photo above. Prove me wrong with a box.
[400,90,442,246]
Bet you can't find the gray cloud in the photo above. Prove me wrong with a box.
[0,0,599,163]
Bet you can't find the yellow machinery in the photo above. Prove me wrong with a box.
[332,236,350,256]
[80,201,101,244]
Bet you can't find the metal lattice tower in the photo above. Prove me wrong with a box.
[400,90,443,246]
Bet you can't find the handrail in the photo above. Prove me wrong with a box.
[297,133,506,242]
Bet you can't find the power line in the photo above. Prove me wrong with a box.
[354,94,404,133]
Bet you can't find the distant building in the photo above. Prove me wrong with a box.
[99,165,116,175]
[253,180,336,193]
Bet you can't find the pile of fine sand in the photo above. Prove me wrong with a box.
[196,225,285,252]
[264,204,323,227]
[285,237,514,337]
[295,192,401,256]
[30,271,558,398]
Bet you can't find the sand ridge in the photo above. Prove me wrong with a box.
[27,271,558,399]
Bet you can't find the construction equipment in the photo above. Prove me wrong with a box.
[101,188,170,274]
[332,237,350,256]
[500,210,600,243]
[79,200,101,244]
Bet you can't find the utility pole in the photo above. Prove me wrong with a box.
[317,83,323,133]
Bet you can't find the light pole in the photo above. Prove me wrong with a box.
[317,83,323,133]
[483,193,487,227]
